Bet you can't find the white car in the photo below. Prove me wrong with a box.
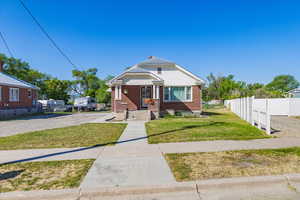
[74,96,97,111]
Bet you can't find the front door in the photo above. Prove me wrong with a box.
[141,86,152,109]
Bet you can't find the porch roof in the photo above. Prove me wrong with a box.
[108,66,163,86]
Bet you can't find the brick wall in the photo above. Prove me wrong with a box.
[160,85,202,112]
[0,85,38,109]
[111,85,202,113]
[111,85,142,112]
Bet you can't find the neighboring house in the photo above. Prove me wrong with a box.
[0,61,40,119]
[288,88,300,98]
[108,56,204,119]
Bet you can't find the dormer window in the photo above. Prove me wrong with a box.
[157,67,162,74]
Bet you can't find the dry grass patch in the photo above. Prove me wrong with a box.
[165,147,300,181]
[0,159,94,193]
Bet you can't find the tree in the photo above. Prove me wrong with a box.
[0,53,51,97]
[206,73,242,100]
[43,79,71,102]
[71,68,112,104]
[71,68,100,97]
[266,75,299,93]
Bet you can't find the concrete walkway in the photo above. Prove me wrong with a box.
[80,121,176,189]
[0,146,103,165]
[158,137,300,154]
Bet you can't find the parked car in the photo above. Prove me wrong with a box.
[38,99,68,112]
[74,96,97,111]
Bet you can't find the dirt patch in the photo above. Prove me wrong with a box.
[0,159,94,192]
[165,148,300,181]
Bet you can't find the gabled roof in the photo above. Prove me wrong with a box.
[137,56,174,66]
[108,56,205,85]
[0,72,40,90]
[108,66,163,85]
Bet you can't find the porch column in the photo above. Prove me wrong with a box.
[115,85,122,100]
[152,85,160,99]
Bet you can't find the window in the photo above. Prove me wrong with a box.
[157,67,162,74]
[28,89,32,98]
[9,88,19,102]
[164,86,192,101]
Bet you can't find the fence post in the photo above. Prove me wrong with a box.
[246,97,249,123]
[266,98,271,135]
[257,109,261,129]
[251,96,255,126]
[246,97,249,122]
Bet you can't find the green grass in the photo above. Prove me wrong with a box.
[146,107,270,144]
[0,159,94,192]
[165,147,300,181]
[0,123,126,150]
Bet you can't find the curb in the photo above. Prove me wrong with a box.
[1,174,300,200]
[0,189,79,200]
[79,183,196,199]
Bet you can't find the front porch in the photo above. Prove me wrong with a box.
[112,83,163,120]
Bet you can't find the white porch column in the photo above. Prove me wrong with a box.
[153,85,156,99]
[115,85,122,100]
[156,85,160,99]
[118,85,122,100]
[152,85,160,99]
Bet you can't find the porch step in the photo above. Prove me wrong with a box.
[127,110,150,121]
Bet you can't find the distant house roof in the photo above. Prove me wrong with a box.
[289,88,300,93]
[0,72,40,90]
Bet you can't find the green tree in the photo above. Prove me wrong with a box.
[71,68,112,104]
[71,68,100,97]
[206,73,242,100]
[266,75,299,93]
[95,75,114,104]
[43,79,72,102]
[0,53,51,97]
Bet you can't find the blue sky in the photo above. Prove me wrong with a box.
[1,0,300,83]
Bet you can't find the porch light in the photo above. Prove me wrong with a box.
[124,89,128,94]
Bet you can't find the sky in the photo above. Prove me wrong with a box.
[1,0,300,84]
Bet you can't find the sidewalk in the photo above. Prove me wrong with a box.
[157,137,300,154]
[2,121,300,199]
[80,121,176,189]
[0,146,103,165]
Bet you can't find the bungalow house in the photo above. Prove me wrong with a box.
[0,60,40,119]
[288,88,300,98]
[108,56,204,120]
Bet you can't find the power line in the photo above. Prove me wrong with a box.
[19,0,77,68]
[0,31,14,57]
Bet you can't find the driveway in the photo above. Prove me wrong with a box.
[272,116,300,137]
[0,112,111,137]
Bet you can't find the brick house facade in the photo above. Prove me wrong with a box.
[0,61,40,118]
[109,56,204,118]
[0,85,38,108]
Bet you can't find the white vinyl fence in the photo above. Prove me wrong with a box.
[225,97,300,135]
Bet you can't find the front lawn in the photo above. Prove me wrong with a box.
[165,147,300,181]
[0,159,94,192]
[146,108,270,144]
[0,123,126,150]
